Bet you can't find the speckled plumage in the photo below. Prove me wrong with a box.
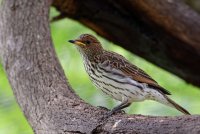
[69,34,190,115]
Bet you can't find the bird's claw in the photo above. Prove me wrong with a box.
[118,109,125,114]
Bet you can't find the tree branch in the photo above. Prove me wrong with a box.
[0,0,199,133]
[52,0,200,87]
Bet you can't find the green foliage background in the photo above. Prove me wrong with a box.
[0,8,199,134]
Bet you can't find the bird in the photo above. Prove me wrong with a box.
[68,34,190,116]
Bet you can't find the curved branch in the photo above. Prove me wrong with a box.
[0,0,199,133]
[53,0,200,87]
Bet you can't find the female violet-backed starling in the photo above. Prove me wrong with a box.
[69,34,190,116]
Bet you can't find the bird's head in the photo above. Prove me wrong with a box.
[69,34,103,58]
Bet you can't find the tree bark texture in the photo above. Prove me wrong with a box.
[0,0,200,134]
[53,0,200,87]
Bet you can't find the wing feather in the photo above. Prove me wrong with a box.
[96,51,171,95]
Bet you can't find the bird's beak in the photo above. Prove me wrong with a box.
[68,40,86,47]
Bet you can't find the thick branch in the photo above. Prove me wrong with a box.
[53,0,200,87]
[0,0,200,134]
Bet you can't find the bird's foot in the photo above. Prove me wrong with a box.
[97,106,126,121]
[117,109,126,114]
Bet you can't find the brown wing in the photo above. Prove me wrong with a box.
[98,51,171,95]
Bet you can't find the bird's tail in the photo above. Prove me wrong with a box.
[148,90,190,115]
[164,95,190,115]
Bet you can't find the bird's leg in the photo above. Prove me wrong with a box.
[105,100,131,118]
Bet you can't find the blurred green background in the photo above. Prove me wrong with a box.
[0,8,200,134]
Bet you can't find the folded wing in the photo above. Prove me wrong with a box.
[97,51,171,95]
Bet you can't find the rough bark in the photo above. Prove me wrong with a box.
[52,0,200,87]
[0,0,200,134]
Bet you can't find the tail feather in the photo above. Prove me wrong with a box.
[165,95,191,115]
[147,88,190,115]
[147,89,191,115]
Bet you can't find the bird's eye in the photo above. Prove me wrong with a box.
[85,40,91,45]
